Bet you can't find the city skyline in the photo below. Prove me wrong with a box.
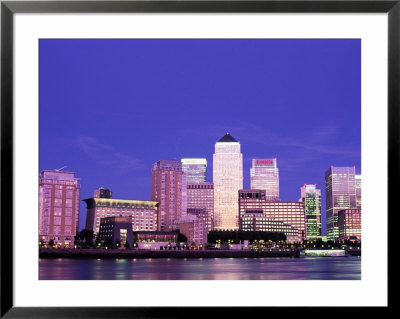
[39,39,361,233]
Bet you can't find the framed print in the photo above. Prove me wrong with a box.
[1,0,395,317]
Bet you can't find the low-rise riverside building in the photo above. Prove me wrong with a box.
[133,231,178,243]
[98,216,133,247]
[178,215,208,246]
[84,191,159,235]
[240,213,300,243]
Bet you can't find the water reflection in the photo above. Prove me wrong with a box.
[39,257,361,280]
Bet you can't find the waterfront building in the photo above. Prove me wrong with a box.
[213,133,243,230]
[177,214,208,246]
[238,189,306,242]
[151,160,187,231]
[98,216,133,247]
[181,158,207,183]
[355,175,362,209]
[94,187,112,199]
[39,169,81,247]
[240,213,300,242]
[250,158,280,201]
[84,197,159,235]
[338,209,361,241]
[325,166,358,241]
[299,184,322,239]
[133,231,178,243]
[187,182,214,231]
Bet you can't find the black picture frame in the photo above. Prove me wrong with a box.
[0,0,394,317]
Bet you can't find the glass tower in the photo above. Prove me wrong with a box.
[250,158,279,201]
[300,184,322,239]
[213,133,243,230]
[325,166,357,241]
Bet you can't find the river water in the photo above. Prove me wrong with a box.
[39,256,361,280]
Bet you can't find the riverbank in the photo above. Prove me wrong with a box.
[39,248,300,259]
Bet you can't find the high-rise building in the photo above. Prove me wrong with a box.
[181,158,207,183]
[325,166,358,241]
[213,133,243,230]
[151,160,187,231]
[84,197,159,234]
[187,182,214,231]
[338,209,361,241]
[238,189,306,242]
[300,184,322,239]
[355,175,362,209]
[250,158,280,201]
[94,187,112,199]
[39,169,81,247]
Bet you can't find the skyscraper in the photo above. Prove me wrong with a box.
[300,184,322,239]
[213,133,243,230]
[181,158,207,183]
[250,158,279,201]
[151,160,187,231]
[325,166,358,241]
[39,169,80,247]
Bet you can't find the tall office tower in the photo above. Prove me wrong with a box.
[39,169,80,247]
[213,133,243,230]
[187,182,214,231]
[151,160,187,231]
[239,189,306,242]
[325,166,358,241]
[84,197,159,234]
[250,158,280,201]
[300,184,322,240]
[355,175,362,209]
[181,158,207,183]
[94,187,112,199]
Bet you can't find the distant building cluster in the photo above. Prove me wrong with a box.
[39,133,361,248]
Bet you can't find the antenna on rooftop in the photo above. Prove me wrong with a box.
[55,166,67,171]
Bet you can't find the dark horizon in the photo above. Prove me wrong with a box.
[39,39,361,234]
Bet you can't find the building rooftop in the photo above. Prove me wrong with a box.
[217,133,238,143]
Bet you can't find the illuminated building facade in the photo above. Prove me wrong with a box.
[213,133,243,230]
[299,184,322,239]
[133,231,178,243]
[250,158,280,201]
[355,175,362,209]
[240,213,300,242]
[178,215,207,246]
[338,209,361,241]
[98,216,133,247]
[39,169,81,247]
[181,158,207,183]
[84,197,159,234]
[187,182,214,231]
[325,166,358,241]
[151,160,187,231]
[239,189,306,241]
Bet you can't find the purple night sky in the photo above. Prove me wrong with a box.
[39,39,361,234]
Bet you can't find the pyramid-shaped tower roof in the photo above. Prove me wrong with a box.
[217,133,238,143]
